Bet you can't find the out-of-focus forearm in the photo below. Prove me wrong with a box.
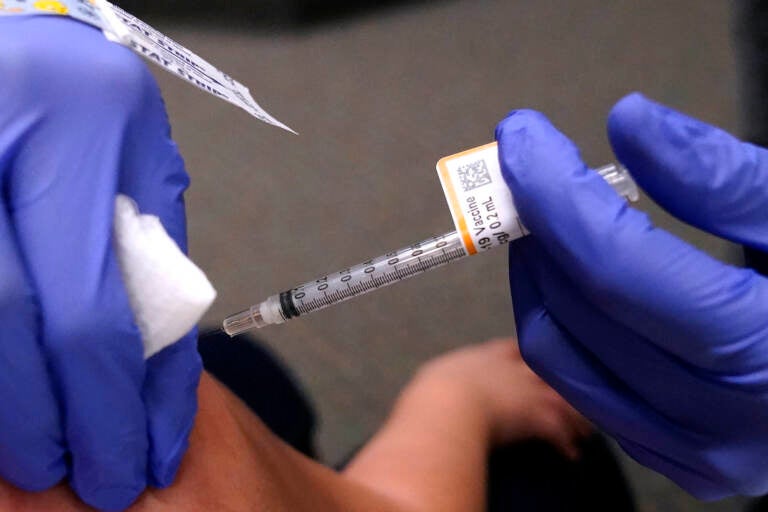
[343,374,491,512]
[0,371,493,512]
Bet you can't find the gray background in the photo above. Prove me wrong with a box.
[145,1,747,510]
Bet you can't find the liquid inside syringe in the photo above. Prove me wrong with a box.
[223,154,639,336]
[223,231,467,336]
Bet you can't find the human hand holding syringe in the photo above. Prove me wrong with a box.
[223,144,638,336]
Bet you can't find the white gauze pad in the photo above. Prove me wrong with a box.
[113,195,216,359]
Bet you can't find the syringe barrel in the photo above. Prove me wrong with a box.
[277,231,467,322]
[223,162,639,334]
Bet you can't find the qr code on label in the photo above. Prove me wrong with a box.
[457,159,492,192]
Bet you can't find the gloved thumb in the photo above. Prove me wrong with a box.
[496,109,768,374]
[608,93,768,251]
[495,109,631,261]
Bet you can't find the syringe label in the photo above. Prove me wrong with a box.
[436,142,526,255]
[0,0,294,133]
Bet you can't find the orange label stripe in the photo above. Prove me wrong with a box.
[438,162,477,255]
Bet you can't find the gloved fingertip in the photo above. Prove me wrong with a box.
[495,109,595,244]
[608,92,719,168]
[495,108,584,187]
[4,467,66,494]
[78,484,144,512]
[150,437,189,488]
[494,108,549,140]
[608,92,652,124]
[607,92,664,151]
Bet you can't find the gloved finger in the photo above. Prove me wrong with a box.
[0,200,65,491]
[522,238,768,441]
[16,197,147,512]
[608,93,768,251]
[497,111,768,373]
[508,239,645,434]
[113,70,201,488]
[8,20,155,510]
[142,331,200,487]
[509,238,733,499]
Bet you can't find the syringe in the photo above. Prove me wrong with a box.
[222,161,639,336]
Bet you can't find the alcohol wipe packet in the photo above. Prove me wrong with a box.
[0,0,295,133]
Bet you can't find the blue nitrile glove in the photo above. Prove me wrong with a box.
[0,16,201,511]
[496,93,768,500]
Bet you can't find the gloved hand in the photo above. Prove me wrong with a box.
[496,93,768,499]
[0,16,201,511]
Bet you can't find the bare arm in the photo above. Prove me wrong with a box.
[343,372,491,512]
[342,339,590,512]
[0,340,587,512]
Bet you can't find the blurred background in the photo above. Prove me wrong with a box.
[115,1,760,510]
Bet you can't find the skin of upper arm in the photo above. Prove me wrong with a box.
[0,374,419,512]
